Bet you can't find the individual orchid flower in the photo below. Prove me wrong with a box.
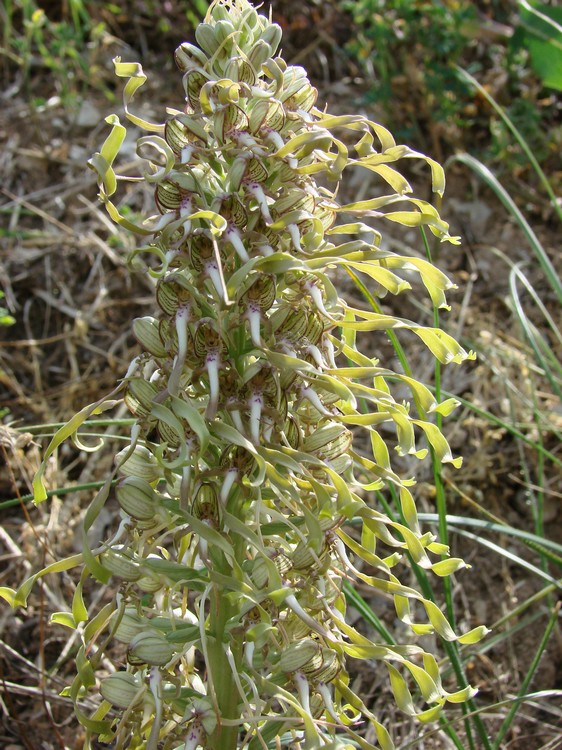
[245,180,273,224]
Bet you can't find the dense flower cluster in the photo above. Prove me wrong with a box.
[15,2,486,749]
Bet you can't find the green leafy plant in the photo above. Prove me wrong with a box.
[0,0,104,101]
[512,0,562,92]
[345,0,561,170]
[2,1,485,748]
[0,292,15,327]
[344,0,477,137]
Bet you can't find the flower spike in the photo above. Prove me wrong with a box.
[23,2,483,749]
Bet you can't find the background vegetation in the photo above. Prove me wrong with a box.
[1,1,561,748]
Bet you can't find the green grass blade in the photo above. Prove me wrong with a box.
[0,480,118,510]
[347,240,492,750]
[492,604,560,749]
[16,418,135,434]
[448,528,562,589]
[441,390,562,469]
[448,152,562,304]
[343,582,396,645]
[418,514,562,562]
[375,490,471,750]
[508,265,562,349]
[491,583,560,632]
[508,266,562,400]
[404,690,562,748]
[455,66,562,224]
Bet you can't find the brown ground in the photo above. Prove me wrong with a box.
[1,2,561,749]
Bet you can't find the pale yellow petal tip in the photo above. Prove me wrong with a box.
[32,475,48,504]
[443,234,462,245]
[0,587,17,607]
[458,625,491,645]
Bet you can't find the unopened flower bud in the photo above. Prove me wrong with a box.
[100,671,145,709]
[129,631,175,666]
[279,639,321,674]
[116,477,158,521]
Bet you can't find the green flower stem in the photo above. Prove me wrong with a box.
[208,580,241,750]
[349,225,490,749]
[207,487,247,750]
[419,226,480,749]
[376,488,483,750]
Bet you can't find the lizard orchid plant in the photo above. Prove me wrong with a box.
[5,1,487,748]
